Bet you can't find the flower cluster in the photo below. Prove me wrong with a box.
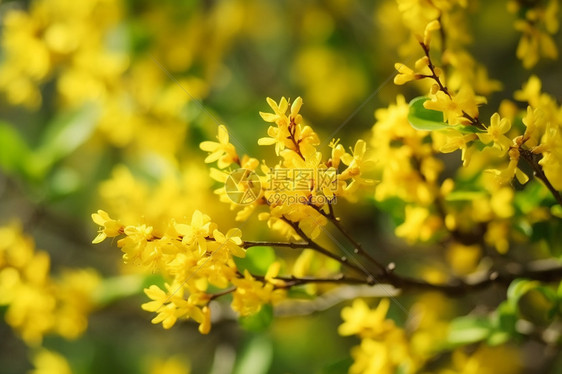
[202,97,374,238]
[92,96,378,333]
[91,208,286,333]
[339,299,419,374]
[77,1,562,372]
[0,0,248,158]
[0,222,100,345]
[508,0,559,68]
[339,296,522,374]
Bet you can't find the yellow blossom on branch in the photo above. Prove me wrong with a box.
[91,210,122,244]
[199,125,240,169]
[477,113,512,155]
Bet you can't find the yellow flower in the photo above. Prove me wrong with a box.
[340,139,375,188]
[447,344,522,374]
[141,284,206,330]
[425,87,485,126]
[200,125,239,169]
[148,356,191,374]
[258,97,319,155]
[30,349,72,374]
[231,269,285,316]
[394,63,420,85]
[485,221,510,254]
[91,210,122,244]
[424,91,462,124]
[259,96,290,124]
[395,205,442,243]
[439,132,478,166]
[477,113,512,154]
[198,306,211,334]
[487,148,529,185]
[209,228,245,258]
[339,299,394,338]
[446,243,481,275]
[141,285,170,313]
[423,20,441,46]
[117,224,155,264]
[174,210,216,255]
[349,329,416,374]
[514,75,542,106]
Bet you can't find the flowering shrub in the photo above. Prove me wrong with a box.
[1,0,561,373]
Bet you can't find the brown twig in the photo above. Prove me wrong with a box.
[279,217,375,282]
[520,149,562,207]
[311,203,388,275]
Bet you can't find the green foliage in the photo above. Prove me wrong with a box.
[232,334,273,374]
[407,96,481,133]
[93,274,165,307]
[235,246,276,276]
[0,122,32,179]
[239,304,274,332]
[448,279,562,348]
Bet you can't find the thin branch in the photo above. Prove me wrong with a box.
[276,274,367,287]
[280,217,374,281]
[237,258,562,298]
[209,287,236,301]
[384,259,562,296]
[242,240,310,249]
[520,149,562,207]
[418,42,486,131]
[249,273,367,288]
[312,203,388,275]
[248,259,562,297]
[288,116,305,161]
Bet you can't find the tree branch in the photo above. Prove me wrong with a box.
[280,217,375,283]
[257,259,562,297]
[314,203,389,276]
[520,149,562,207]
[242,240,310,249]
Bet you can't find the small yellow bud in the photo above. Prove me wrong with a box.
[423,20,441,46]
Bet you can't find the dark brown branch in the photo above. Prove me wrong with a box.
[280,217,374,282]
[520,149,562,207]
[418,42,486,131]
[287,116,305,161]
[313,203,388,276]
[250,273,367,288]
[228,258,562,299]
[384,259,562,296]
[209,287,236,301]
[242,240,310,249]
[420,41,450,97]
[254,260,562,297]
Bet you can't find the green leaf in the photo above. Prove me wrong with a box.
[487,331,511,346]
[495,301,517,333]
[0,122,31,175]
[235,246,276,276]
[447,315,493,345]
[239,303,274,332]
[408,96,448,131]
[507,279,540,305]
[408,96,481,134]
[48,167,82,198]
[445,190,487,201]
[232,334,273,374]
[92,274,162,306]
[30,103,99,177]
[320,358,353,374]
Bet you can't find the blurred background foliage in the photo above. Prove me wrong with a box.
[0,0,561,373]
